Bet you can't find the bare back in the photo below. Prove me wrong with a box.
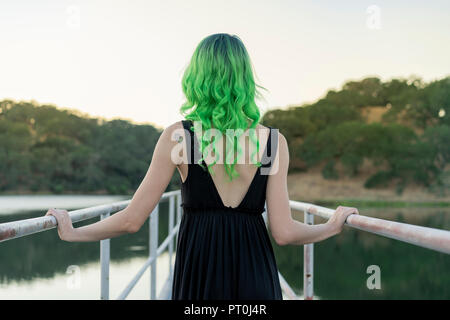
[176,121,276,208]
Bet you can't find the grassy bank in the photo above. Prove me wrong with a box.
[314,199,450,209]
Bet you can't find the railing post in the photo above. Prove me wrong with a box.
[149,204,159,300]
[100,209,111,300]
[303,210,314,300]
[168,195,175,282]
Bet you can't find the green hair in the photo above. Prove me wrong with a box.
[180,33,267,181]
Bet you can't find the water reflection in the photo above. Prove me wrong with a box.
[0,254,171,299]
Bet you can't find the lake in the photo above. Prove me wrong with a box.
[0,195,449,299]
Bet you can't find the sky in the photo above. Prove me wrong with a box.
[0,0,449,129]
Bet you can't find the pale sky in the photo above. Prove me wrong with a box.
[0,0,449,129]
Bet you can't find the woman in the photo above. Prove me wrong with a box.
[46,33,359,300]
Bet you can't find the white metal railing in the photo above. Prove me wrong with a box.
[290,200,450,299]
[1,190,449,300]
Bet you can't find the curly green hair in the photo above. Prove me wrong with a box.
[180,33,267,181]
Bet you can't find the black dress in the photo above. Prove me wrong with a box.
[171,120,283,300]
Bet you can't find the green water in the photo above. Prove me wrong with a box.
[0,197,449,299]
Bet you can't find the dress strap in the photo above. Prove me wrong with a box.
[181,120,194,165]
[181,119,203,165]
[260,127,278,174]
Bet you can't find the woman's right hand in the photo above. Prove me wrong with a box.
[326,205,359,235]
[45,208,75,241]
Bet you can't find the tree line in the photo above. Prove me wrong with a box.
[0,100,176,194]
[1,75,448,195]
[261,76,450,195]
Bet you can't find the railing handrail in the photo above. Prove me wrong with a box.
[2,195,448,254]
[289,200,450,255]
[0,190,180,243]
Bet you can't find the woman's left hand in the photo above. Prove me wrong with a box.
[45,208,75,241]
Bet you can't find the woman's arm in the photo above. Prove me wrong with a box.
[265,132,358,246]
[46,122,183,242]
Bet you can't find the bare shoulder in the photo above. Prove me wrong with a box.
[255,123,270,131]
[159,120,185,143]
[254,123,272,139]
[255,124,286,147]
[269,129,288,176]
[164,120,184,134]
[277,132,289,166]
[278,131,288,148]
